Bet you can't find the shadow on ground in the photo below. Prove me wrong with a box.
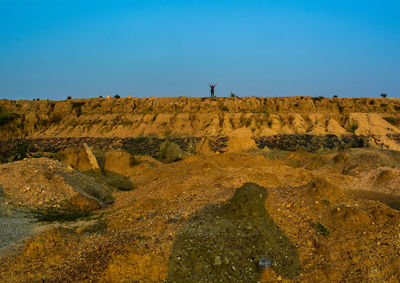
[353,190,400,211]
[83,169,134,192]
[101,170,134,191]
[166,183,300,282]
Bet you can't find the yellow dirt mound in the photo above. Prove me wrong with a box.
[306,178,345,203]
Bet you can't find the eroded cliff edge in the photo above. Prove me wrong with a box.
[1,96,400,150]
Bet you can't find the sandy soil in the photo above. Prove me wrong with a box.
[0,149,400,282]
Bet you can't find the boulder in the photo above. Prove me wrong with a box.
[157,141,184,162]
[56,143,101,174]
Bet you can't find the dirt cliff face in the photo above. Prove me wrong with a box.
[1,97,400,142]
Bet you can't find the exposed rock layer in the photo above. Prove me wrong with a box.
[1,97,399,140]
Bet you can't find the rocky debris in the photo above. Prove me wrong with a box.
[335,147,400,175]
[254,134,368,152]
[387,133,400,144]
[0,140,29,163]
[121,137,200,158]
[349,166,400,209]
[1,149,400,282]
[1,133,400,163]
[209,135,229,153]
[0,137,202,163]
[0,158,113,209]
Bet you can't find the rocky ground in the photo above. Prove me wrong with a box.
[1,97,400,281]
[0,146,400,282]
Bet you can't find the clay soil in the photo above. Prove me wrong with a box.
[1,148,400,282]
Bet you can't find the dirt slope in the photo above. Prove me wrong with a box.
[1,97,400,141]
[0,150,400,282]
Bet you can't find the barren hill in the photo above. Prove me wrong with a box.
[0,96,399,138]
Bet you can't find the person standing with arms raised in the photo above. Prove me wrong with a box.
[209,82,217,98]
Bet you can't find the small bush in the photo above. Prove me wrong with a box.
[0,107,18,126]
[369,100,375,105]
[381,93,387,98]
[114,94,121,99]
[313,222,330,236]
[0,112,16,126]
[67,96,72,100]
[309,221,330,236]
[346,120,359,134]
[99,95,103,98]
[221,106,229,111]
[312,96,324,102]
[72,102,85,117]
[321,199,330,205]
[245,119,252,127]
[49,114,62,124]
[267,120,273,128]
[333,95,338,98]
[303,115,313,132]
[129,156,141,166]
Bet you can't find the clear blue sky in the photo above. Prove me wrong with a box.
[0,0,399,100]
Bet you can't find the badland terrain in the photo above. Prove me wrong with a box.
[1,96,400,282]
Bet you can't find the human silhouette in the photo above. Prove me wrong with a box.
[166,183,300,282]
[209,82,217,97]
